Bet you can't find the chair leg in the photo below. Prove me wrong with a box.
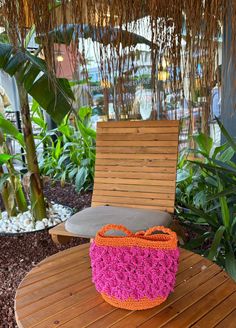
[51,234,73,245]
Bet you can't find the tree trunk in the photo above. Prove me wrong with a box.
[0,165,17,217]
[7,158,28,212]
[16,79,47,220]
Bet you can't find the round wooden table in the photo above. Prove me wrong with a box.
[15,243,236,328]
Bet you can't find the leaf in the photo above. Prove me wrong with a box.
[4,51,26,76]
[75,167,88,192]
[81,158,91,166]
[212,142,228,159]
[23,64,41,91]
[36,24,153,48]
[185,232,211,249]
[216,117,236,153]
[205,176,218,188]
[0,32,9,44]
[35,24,75,46]
[208,226,225,260]
[28,74,73,124]
[58,124,72,139]
[207,186,236,201]
[57,78,75,100]
[24,25,36,48]
[0,44,74,125]
[0,43,12,68]
[177,169,191,183]
[225,251,236,281]
[217,146,235,162]
[193,133,213,156]
[55,139,62,159]
[193,190,206,208]
[78,121,96,140]
[58,154,69,167]
[0,116,25,147]
[0,173,10,191]
[181,202,218,228]
[60,170,67,188]
[32,116,47,129]
[0,154,13,165]
[230,217,236,235]
[68,167,78,180]
[79,106,92,121]
[219,196,230,229]
[191,159,236,176]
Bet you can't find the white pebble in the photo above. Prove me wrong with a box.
[25,223,34,231]
[23,219,32,226]
[35,221,45,230]
[0,203,72,234]
[42,218,48,225]
[54,218,62,224]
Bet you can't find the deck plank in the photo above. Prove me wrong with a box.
[214,309,236,328]
[191,291,236,327]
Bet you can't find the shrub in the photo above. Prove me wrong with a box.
[176,119,236,281]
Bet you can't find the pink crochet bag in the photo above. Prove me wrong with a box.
[89,224,179,310]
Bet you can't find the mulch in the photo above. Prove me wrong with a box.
[0,180,92,328]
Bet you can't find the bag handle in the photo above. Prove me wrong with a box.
[98,224,133,237]
[144,226,176,238]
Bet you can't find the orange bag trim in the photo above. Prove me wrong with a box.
[101,293,167,310]
[95,224,178,250]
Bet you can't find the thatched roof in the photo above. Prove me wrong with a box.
[1,1,234,119]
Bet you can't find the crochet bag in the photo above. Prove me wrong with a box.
[89,224,179,310]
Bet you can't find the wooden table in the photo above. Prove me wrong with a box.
[15,243,236,328]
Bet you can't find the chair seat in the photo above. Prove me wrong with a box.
[65,205,172,238]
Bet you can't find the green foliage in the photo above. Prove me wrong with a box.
[0,43,74,124]
[0,115,25,147]
[34,103,96,192]
[176,122,236,281]
[0,126,28,216]
[0,27,75,221]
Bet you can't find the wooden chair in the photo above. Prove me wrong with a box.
[49,120,180,244]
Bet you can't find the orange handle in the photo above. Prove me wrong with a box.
[95,225,177,249]
[98,224,133,237]
[144,226,176,238]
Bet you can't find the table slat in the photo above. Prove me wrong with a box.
[191,291,236,327]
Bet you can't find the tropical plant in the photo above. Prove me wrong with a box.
[176,118,236,280]
[33,102,96,192]
[0,114,28,217]
[0,27,74,220]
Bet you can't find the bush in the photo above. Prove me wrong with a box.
[176,118,236,281]
[33,103,96,192]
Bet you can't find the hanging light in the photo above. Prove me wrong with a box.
[56,54,64,62]
[158,71,169,82]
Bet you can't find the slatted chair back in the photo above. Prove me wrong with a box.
[92,120,180,213]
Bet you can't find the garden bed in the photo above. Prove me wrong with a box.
[0,180,92,328]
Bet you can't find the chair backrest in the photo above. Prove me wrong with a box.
[92,120,180,213]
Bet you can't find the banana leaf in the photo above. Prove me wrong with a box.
[35,24,153,48]
[0,43,74,124]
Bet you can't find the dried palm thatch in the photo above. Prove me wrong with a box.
[1,0,235,123]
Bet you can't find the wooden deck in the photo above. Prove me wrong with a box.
[15,243,236,327]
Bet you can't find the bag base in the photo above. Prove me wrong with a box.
[101,293,167,310]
